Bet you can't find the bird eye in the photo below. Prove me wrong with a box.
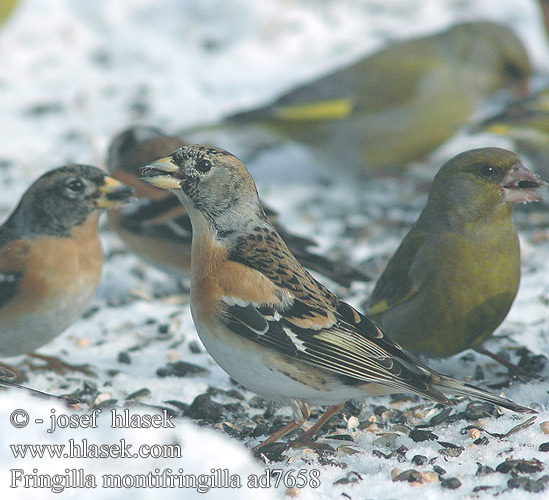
[66,179,85,192]
[480,165,494,177]
[196,159,212,173]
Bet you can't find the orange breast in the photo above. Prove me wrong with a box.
[0,214,103,316]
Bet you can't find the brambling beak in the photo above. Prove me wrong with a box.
[95,176,135,208]
[140,157,183,190]
[501,163,547,203]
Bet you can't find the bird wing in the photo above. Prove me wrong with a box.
[118,196,193,242]
[227,39,441,123]
[0,234,26,309]
[224,227,448,403]
[367,229,428,316]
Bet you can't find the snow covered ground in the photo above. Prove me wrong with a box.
[0,0,548,498]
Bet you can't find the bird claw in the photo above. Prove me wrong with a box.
[25,353,96,377]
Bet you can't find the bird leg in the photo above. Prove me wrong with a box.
[26,353,95,377]
[290,402,344,448]
[474,346,528,379]
[253,400,310,451]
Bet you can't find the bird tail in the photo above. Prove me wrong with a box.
[430,374,536,414]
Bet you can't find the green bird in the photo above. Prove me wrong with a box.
[367,148,546,371]
[194,21,531,172]
[476,85,549,179]
[0,0,19,26]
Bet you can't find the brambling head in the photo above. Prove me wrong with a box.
[8,165,134,237]
[107,126,187,199]
[141,145,263,232]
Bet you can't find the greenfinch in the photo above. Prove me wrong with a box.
[367,148,546,368]
[476,85,549,179]
[0,0,19,26]
[195,21,531,172]
[473,1,549,178]
[538,0,549,36]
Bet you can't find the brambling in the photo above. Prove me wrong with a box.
[141,145,534,449]
[191,21,530,172]
[0,165,133,376]
[367,148,547,373]
[107,125,370,286]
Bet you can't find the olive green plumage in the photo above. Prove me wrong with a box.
[218,22,530,171]
[477,85,549,179]
[0,0,19,25]
[367,148,546,358]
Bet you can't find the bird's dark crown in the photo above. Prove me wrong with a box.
[4,165,109,238]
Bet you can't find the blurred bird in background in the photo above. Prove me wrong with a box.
[476,86,549,178]
[472,0,549,178]
[106,126,370,286]
[0,0,19,26]
[367,148,547,375]
[188,21,531,173]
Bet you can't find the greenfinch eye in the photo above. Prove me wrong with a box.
[480,165,494,177]
[196,159,212,173]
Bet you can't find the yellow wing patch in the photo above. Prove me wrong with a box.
[367,299,390,316]
[275,99,354,121]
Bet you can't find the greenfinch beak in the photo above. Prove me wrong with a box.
[140,157,183,190]
[95,176,135,208]
[500,163,547,203]
[501,163,547,203]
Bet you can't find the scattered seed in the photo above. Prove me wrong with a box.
[441,478,461,489]
[438,441,463,450]
[411,455,427,466]
[473,437,489,446]
[94,398,118,409]
[337,445,361,455]
[286,487,300,497]
[517,351,547,376]
[188,341,202,354]
[373,433,398,448]
[496,458,544,475]
[255,442,287,463]
[185,393,223,423]
[508,476,546,492]
[409,429,438,442]
[391,468,402,480]
[226,389,245,400]
[476,464,495,476]
[372,449,392,459]
[420,472,438,483]
[156,361,208,378]
[465,401,496,420]
[428,407,453,426]
[327,434,354,442]
[467,428,482,440]
[392,469,422,483]
[333,471,362,485]
[347,416,360,429]
[125,388,151,401]
[472,485,494,493]
[117,351,130,364]
[433,466,446,476]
